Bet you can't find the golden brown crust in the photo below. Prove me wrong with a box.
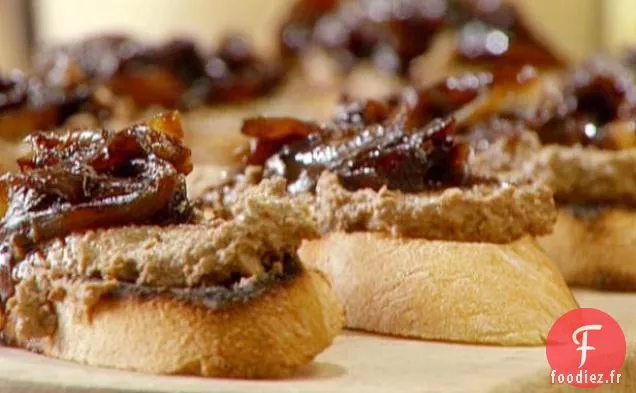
[299,232,578,346]
[4,269,343,379]
[538,206,636,290]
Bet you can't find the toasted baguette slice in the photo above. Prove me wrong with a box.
[299,233,578,346]
[4,269,343,379]
[538,206,636,290]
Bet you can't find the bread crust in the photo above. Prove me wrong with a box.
[538,206,636,290]
[299,233,577,346]
[5,269,343,379]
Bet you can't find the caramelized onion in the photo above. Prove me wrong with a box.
[241,81,475,194]
[0,69,94,140]
[279,0,562,74]
[280,0,447,73]
[460,58,636,149]
[35,34,283,109]
[0,35,284,141]
[0,111,193,303]
[238,70,521,194]
[242,117,323,166]
[202,36,284,105]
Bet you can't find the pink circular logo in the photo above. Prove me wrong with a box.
[546,308,626,388]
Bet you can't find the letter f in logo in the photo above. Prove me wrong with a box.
[572,325,603,368]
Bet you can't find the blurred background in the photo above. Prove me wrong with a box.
[1,0,635,72]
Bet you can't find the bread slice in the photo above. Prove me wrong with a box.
[3,269,343,379]
[538,206,636,290]
[299,232,578,346]
[0,176,344,379]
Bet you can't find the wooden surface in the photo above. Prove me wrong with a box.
[0,290,634,393]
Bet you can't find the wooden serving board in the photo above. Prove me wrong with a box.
[0,290,634,393]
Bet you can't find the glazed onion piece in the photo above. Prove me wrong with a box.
[201,35,284,105]
[334,116,470,192]
[0,111,193,261]
[243,111,470,194]
[241,98,400,169]
[35,35,206,109]
[242,117,323,166]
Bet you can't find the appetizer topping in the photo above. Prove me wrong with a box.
[197,74,556,243]
[311,171,555,242]
[240,71,527,195]
[19,179,314,288]
[281,0,446,74]
[0,69,93,122]
[243,117,323,166]
[463,62,636,205]
[199,165,555,243]
[4,178,318,341]
[279,0,562,74]
[0,49,132,141]
[462,59,636,150]
[0,34,283,139]
[34,34,283,109]
[35,35,151,87]
[534,58,636,149]
[0,112,192,303]
[243,112,471,195]
[201,35,284,104]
